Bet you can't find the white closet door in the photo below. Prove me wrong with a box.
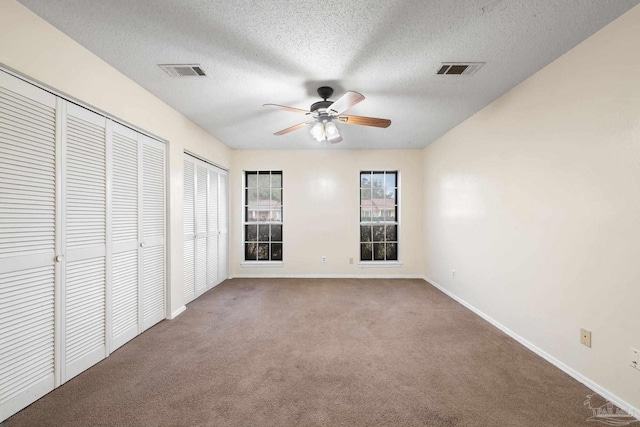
[207,169,219,288]
[194,161,208,297]
[183,156,195,304]
[0,72,57,421]
[111,122,139,350]
[218,171,229,282]
[62,103,107,382]
[140,135,165,331]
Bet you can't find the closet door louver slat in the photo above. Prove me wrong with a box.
[63,104,107,382]
[141,137,165,330]
[194,163,207,296]
[207,170,219,287]
[183,157,195,303]
[111,123,139,350]
[218,172,229,282]
[0,72,56,422]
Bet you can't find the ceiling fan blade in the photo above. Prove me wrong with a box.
[337,115,391,128]
[273,121,314,136]
[263,104,311,115]
[327,91,365,115]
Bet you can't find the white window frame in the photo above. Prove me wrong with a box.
[358,170,402,267]
[241,170,284,266]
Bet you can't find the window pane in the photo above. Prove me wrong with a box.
[245,224,257,241]
[246,207,258,222]
[246,172,257,188]
[258,224,270,241]
[360,208,372,222]
[385,207,397,221]
[360,243,372,260]
[271,224,282,242]
[372,184,385,200]
[373,225,385,242]
[360,172,371,188]
[360,188,371,202]
[256,209,270,221]
[258,187,270,203]
[271,173,282,188]
[246,188,258,206]
[372,172,384,189]
[372,208,384,222]
[360,225,372,242]
[258,243,270,260]
[385,188,396,203]
[258,172,270,188]
[386,243,398,261]
[385,173,396,188]
[270,208,282,222]
[271,189,282,205]
[271,243,282,261]
[373,243,385,260]
[245,243,257,260]
[385,224,397,241]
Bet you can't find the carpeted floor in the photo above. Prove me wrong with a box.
[3,278,607,426]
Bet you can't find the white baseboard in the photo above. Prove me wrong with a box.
[230,273,424,279]
[423,276,639,421]
[168,305,186,320]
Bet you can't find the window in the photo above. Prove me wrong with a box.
[360,171,398,261]
[244,171,283,261]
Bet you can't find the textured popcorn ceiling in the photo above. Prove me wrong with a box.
[18,0,639,150]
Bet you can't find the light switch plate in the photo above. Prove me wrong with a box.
[580,328,592,348]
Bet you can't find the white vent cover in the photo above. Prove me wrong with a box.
[437,62,484,76]
[158,64,207,77]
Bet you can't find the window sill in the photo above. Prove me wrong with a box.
[240,261,284,268]
[357,261,403,268]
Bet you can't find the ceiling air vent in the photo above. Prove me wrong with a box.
[437,62,484,76]
[158,64,207,77]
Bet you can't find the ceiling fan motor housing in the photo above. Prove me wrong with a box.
[310,100,333,113]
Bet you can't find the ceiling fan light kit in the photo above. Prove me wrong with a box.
[264,86,391,144]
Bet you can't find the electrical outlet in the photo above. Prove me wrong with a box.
[631,348,640,371]
[452,269,456,279]
[349,257,354,264]
[322,256,327,263]
[580,328,592,348]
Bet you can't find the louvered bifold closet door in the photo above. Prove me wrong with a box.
[111,122,139,350]
[62,103,107,382]
[0,72,57,421]
[194,161,208,298]
[218,171,229,282]
[207,169,219,288]
[140,135,165,331]
[183,155,196,304]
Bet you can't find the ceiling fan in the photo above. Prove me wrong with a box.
[263,86,391,144]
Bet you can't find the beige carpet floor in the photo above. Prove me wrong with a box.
[3,278,610,426]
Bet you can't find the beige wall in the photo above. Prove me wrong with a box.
[0,0,232,315]
[423,5,640,412]
[231,150,424,277]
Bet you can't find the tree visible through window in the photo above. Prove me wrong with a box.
[360,171,398,261]
[244,171,282,261]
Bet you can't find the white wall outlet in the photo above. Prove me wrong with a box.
[580,328,592,348]
[322,256,327,263]
[631,348,640,371]
[451,269,456,279]
[349,257,354,264]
